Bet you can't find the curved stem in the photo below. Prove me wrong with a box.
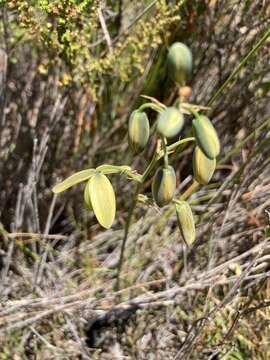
[185,106,201,119]
[158,137,195,160]
[138,102,164,113]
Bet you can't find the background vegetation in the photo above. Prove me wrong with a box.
[0,1,270,359]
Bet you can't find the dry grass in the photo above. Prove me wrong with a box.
[1,1,270,359]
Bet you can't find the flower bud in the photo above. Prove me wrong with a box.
[192,115,220,159]
[128,110,150,154]
[152,166,176,207]
[167,42,192,85]
[157,107,184,139]
[175,201,195,246]
[193,146,216,185]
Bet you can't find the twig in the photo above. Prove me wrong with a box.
[5,232,68,242]
[207,25,270,106]
[98,5,113,54]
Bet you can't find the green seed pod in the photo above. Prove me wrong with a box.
[157,107,184,139]
[167,42,192,85]
[193,146,216,185]
[89,172,116,229]
[175,201,195,246]
[128,110,150,154]
[192,115,220,159]
[152,166,176,207]
[84,179,92,210]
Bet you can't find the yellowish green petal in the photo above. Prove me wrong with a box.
[89,172,116,229]
[52,169,95,193]
[84,179,92,210]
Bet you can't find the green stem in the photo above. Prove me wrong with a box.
[167,137,195,152]
[115,149,158,291]
[115,182,142,291]
[185,106,201,119]
[142,151,159,181]
[138,102,164,113]
[158,137,195,160]
[207,26,270,106]
[115,135,195,290]
[161,136,169,168]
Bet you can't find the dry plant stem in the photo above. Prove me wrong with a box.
[207,25,270,106]
[180,180,199,201]
[4,232,67,242]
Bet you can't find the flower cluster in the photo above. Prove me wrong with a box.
[53,42,221,247]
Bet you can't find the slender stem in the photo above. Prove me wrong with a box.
[167,137,195,152]
[185,106,201,119]
[111,0,158,45]
[161,136,169,168]
[219,116,270,165]
[138,102,164,113]
[115,149,158,291]
[116,135,195,290]
[158,137,195,160]
[142,151,158,181]
[140,95,166,109]
[207,26,270,106]
[115,182,142,291]
[180,180,199,201]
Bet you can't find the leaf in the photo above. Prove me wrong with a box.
[89,173,116,229]
[52,169,95,193]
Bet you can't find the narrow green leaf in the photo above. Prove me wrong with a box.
[52,169,95,193]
